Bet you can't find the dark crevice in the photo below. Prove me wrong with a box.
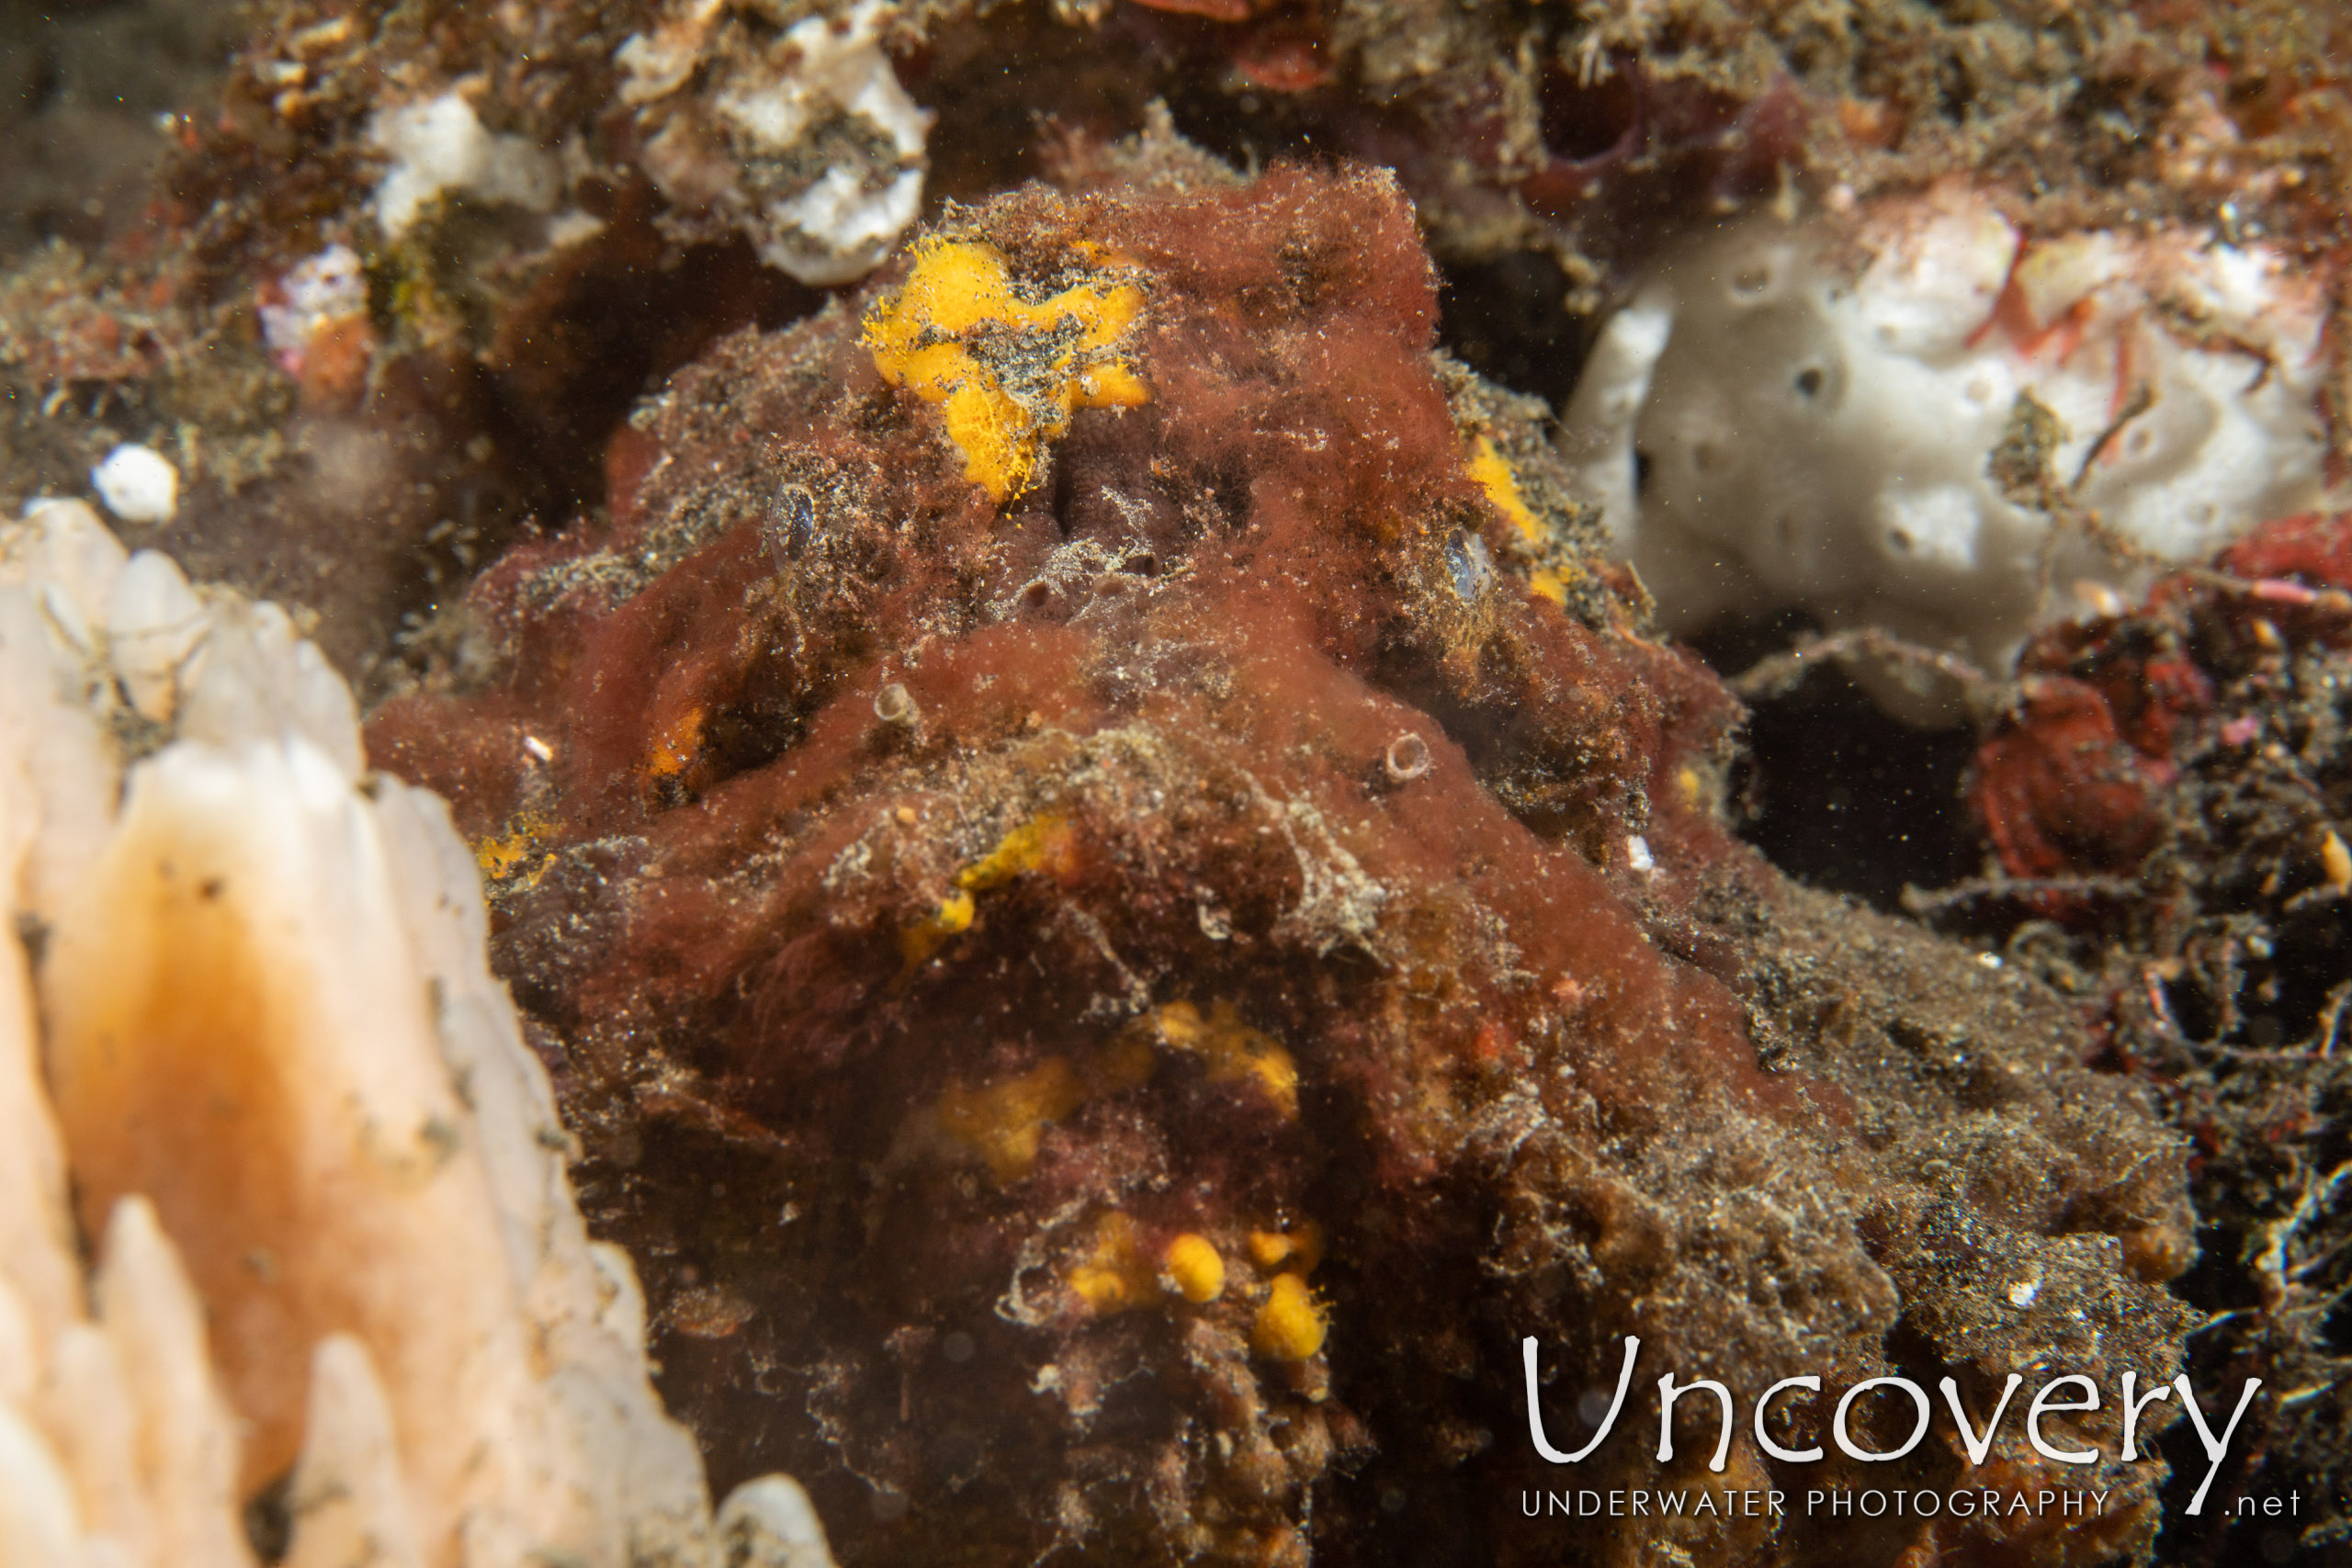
[242,1468,292,1564]
[1690,614,1984,911]
[1438,248,1597,409]
[481,206,821,522]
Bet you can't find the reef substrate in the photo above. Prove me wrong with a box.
[8,0,2352,1561]
[1945,508,2352,1566]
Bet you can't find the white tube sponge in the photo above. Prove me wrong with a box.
[367,773,715,1548]
[7,1202,256,1568]
[0,501,131,908]
[41,736,563,1525]
[281,1336,425,1568]
[718,1476,836,1568]
[0,732,77,1359]
[0,1399,82,1568]
[85,1199,254,1568]
[0,498,831,1568]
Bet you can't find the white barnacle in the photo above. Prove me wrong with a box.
[873,681,920,726]
[1385,731,1431,783]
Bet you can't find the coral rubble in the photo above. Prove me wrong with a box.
[371,166,2197,1567]
[0,500,829,1567]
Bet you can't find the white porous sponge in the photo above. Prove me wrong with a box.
[90,444,180,525]
[369,93,560,240]
[619,0,933,285]
[1558,184,2329,702]
[0,499,833,1568]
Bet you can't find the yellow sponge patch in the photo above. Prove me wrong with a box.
[1069,1211,1159,1314]
[644,704,705,784]
[899,813,1078,969]
[929,1026,1162,1185]
[1252,1272,1328,1360]
[1142,999,1299,1119]
[898,886,976,968]
[1246,1222,1323,1274]
[1467,436,1577,605]
[958,812,1079,894]
[936,1057,1086,1182]
[865,238,1150,503]
[1467,436,1544,546]
[473,807,556,887]
[1163,1233,1226,1303]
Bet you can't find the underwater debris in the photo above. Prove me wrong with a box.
[1970,510,2352,901]
[1941,508,2352,1565]
[90,444,181,525]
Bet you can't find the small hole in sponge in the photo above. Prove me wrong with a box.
[1729,265,1774,299]
[1793,367,1825,399]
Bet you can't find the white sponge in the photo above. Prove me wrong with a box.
[619,0,933,286]
[90,444,180,525]
[1558,186,2329,708]
[369,93,559,239]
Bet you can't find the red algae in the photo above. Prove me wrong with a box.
[1972,512,2352,898]
[1950,511,2352,1567]
[371,167,2195,1568]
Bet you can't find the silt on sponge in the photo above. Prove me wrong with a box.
[1558,182,2330,715]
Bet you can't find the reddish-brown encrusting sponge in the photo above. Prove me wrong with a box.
[371,166,2196,1568]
